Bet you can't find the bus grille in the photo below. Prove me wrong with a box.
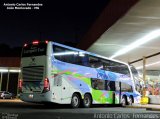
[22,66,44,81]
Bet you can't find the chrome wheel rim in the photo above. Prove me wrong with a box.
[128,98,132,105]
[84,97,90,106]
[121,98,126,106]
[72,96,79,107]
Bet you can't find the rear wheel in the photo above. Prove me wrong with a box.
[71,93,81,108]
[83,94,92,108]
[121,96,127,107]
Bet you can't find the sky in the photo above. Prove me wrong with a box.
[0,0,110,47]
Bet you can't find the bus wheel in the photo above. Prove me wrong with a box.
[128,96,133,105]
[83,94,92,108]
[71,93,80,108]
[121,96,127,107]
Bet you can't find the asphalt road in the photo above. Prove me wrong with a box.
[0,100,160,119]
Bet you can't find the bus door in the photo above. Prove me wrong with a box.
[115,81,121,104]
[105,80,116,104]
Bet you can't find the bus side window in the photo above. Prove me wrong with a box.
[91,79,105,90]
[105,80,110,90]
[81,54,89,66]
[109,81,115,91]
[53,46,64,61]
[53,45,80,65]
[101,60,111,71]
[121,82,132,92]
[89,56,103,69]
[105,80,115,91]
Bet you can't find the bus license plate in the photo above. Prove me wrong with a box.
[29,94,34,99]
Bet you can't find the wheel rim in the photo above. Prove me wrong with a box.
[121,98,126,106]
[72,96,79,107]
[128,98,132,105]
[84,97,90,106]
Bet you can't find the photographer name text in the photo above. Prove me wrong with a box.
[3,3,43,10]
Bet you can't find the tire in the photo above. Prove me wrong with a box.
[71,93,81,108]
[128,96,133,105]
[121,96,127,107]
[83,94,92,108]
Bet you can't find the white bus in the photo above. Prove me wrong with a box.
[19,41,141,108]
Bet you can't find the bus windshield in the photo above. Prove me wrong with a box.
[22,43,47,57]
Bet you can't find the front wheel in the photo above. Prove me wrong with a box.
[128,96,133,105]
[83,94,92,108]
[71,93,81,108]
[121,96,127,107]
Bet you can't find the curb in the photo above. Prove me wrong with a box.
[126,105,147,109]
[0,99,22,103]
[146,108,160,111]
[126,105,160,111]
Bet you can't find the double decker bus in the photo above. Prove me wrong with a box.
[19,41,141,108]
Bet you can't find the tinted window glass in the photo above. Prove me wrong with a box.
[121,82,132,92]
[130,65,138,76]
[91,79,105,90]
[53,44,130,76]
[22,43,47,57]
[102,59,130,75]
[53,45,78,64]
[91,78,115,91]
[88,56,103,69]
[117,64,130,75]
[79,54,89,66]
[101,59,112,71]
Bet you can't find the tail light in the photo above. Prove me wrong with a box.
[45,40,49,44]
[32,40,39,45]
[43,78,50,93]
[18,79,23,93]
[24,43,28,47]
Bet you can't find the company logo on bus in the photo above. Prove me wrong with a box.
[31,57,35,62]
[29,57,36,65]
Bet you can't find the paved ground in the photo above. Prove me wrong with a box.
[127,103,160,111]
[0,99,160,119]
